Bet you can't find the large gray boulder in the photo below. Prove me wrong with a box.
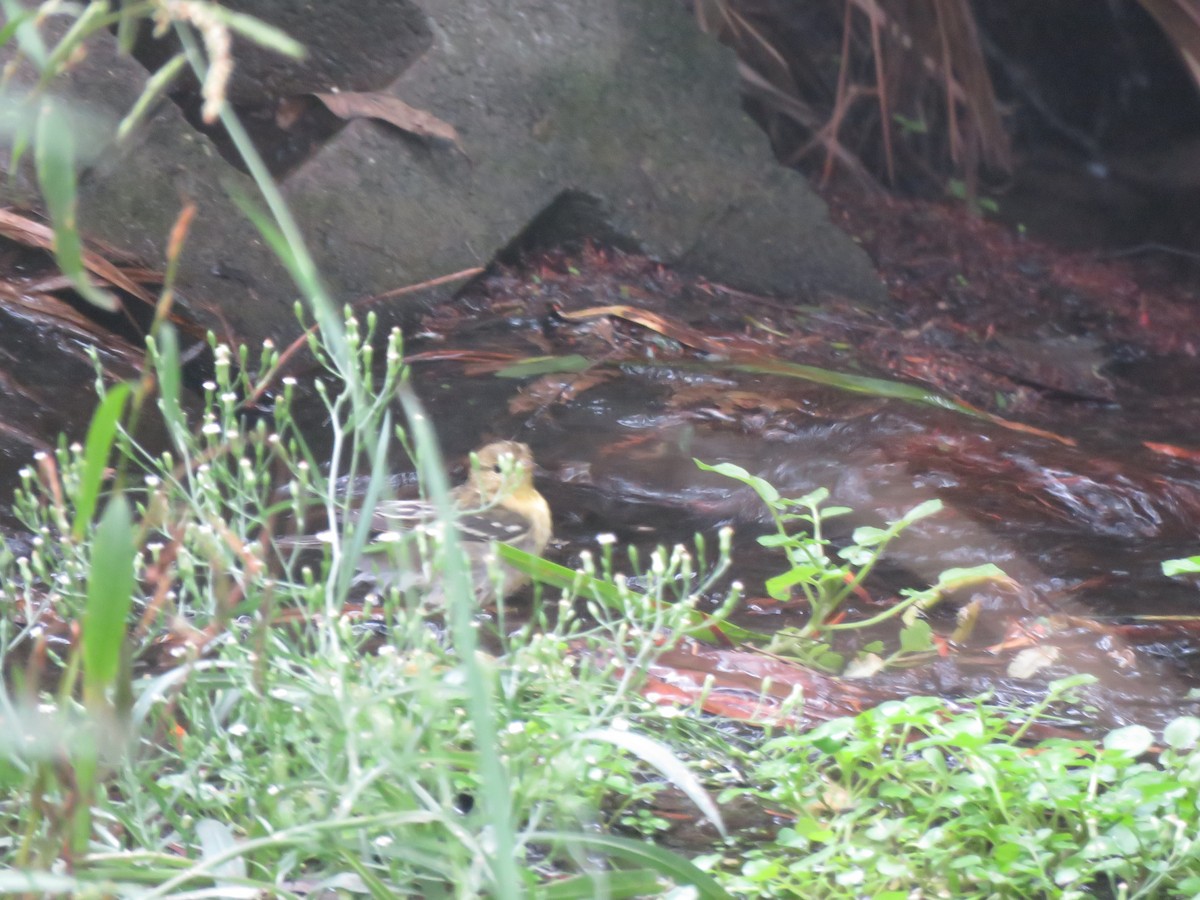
[0,0,884,343]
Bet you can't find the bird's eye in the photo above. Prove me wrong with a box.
[491,463,503,474]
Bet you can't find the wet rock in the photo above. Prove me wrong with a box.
[0,0,883,345]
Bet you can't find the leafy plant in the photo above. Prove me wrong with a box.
[698,459,1008,673]
[708,678,1200,899]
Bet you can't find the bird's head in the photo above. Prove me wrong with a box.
[467,440,536,501]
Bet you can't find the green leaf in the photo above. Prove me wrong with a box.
[42,1,113,77]
[581,727,725,837]
[898,498,943,524]
[1163,716,1200,750]
[1103,725,1154,757]
[535,869,664,899]
[497,543,767,644]
[82,495,137,708]
[494,354,593,378]
[527,831,730,899]
[73,383,132,540]
[211,9,306,58]
[154,325,185,438]
[1162,555,1200,577]
[764,565,829,600]
[927,564,1011,594]
[849,525,888,546]
[899,619,934,654]
[726,359,981,417]
[0,8,37,53]
[116,53,187,142]
[35,103,117,311]
[695,459,780,503]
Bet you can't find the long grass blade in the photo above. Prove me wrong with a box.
[73,383,132,540]
[82,494,136,709]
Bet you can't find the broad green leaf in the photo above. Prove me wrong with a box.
[849,525,888,546]
[764,566,826,600]
[1103,724,1154,757]
[1163,716,1200,750]
[899,618,934,653]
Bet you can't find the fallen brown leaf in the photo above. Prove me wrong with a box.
[311,91,463,152]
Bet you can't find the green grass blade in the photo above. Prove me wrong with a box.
[211,9,306,58]
[73,382,131,540]
[34,103,116,311]
[0,0,46,66]
[82,494,136,708]
[535,869,667,899]
[153,325,185,439]
[528,831,730,899]
[41,1,112,80]
[335,411,393,603]
[726,358,980,415]
[0,7,36,52]
[116,53,187,142]
[495,354,593,378]
[398,386,521,900]
[497,543,767,643]
[581,727,725,837]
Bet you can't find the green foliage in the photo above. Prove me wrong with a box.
[8,8,1200,898]
[698,459,1001,672]
[0,320,733,895]
[711,683,1200,898]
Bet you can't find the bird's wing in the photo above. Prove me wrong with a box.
[367,499,440,533]
[454,506,533,546]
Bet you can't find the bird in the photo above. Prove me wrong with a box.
[280,440,552,605]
